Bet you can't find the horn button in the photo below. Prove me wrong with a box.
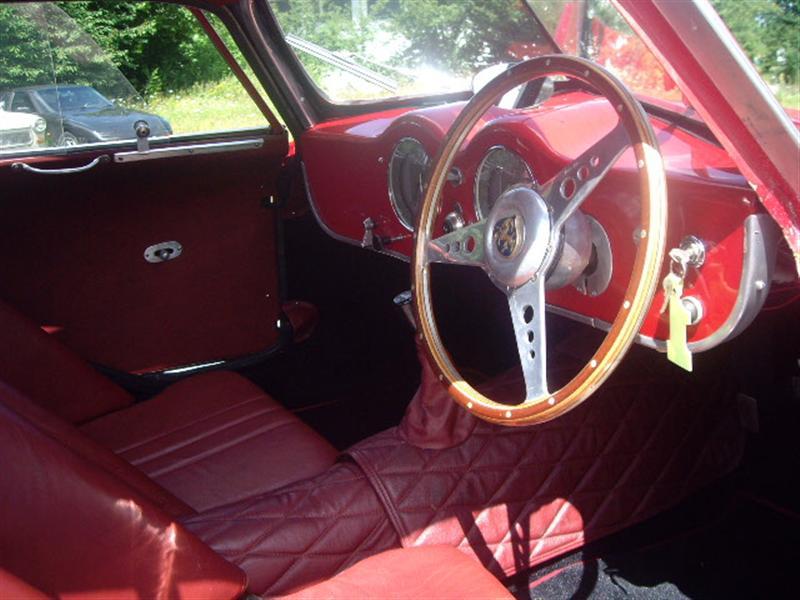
[484,186,554,290]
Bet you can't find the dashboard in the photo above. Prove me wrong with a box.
[300,91,780,351]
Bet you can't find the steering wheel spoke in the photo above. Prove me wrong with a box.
[427,220,487,268]
[412,55,667,426]
[540,122,629,231]
[507,278,549,401]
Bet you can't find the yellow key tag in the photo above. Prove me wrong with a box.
[666,292,693,372]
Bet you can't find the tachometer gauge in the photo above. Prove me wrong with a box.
[388,137,430,230]
[474,146,534,219]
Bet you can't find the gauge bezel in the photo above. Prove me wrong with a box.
[473,145,535,220]
[388,137,430,231]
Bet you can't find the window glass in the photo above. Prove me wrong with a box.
[268,0,557,102]
[710,0,799,111]
[541,0,798,112]
[0,2,271,155]
[542,0,682,104]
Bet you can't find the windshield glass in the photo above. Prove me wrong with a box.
[38,87,112,112]
[271,1,797,114]
[268,0,558,101]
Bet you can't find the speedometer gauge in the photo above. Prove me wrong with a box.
[474,146,534,219]
[388,137,430,230]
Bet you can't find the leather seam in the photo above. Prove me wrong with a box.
[144,419,298,478]
[97,394,276,453]
[123,407,291,465]
[346,445,409,542]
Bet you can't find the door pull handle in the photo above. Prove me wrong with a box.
[11,154,110,175]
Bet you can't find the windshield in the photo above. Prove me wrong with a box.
[38,87,112,112]
[272,0,797,115]
[269,0,558,101]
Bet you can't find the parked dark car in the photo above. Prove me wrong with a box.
[0,84,171,146]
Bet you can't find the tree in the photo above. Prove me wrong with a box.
[711,0,799,85]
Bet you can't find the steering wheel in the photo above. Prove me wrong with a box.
[411,55,668,426]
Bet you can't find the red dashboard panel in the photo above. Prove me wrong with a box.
[300,92,771,349]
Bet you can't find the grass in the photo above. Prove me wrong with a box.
[775,82,800,112]
[143,76,282,135]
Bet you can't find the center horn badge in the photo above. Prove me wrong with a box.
[493,215,520,258]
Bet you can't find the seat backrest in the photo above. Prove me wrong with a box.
[0,299,132,423]
[0,382,246,599]
[0,378,193,517]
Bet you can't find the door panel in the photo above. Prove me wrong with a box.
[0,132,288,373]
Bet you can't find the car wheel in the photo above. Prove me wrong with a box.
[58,132,79,147]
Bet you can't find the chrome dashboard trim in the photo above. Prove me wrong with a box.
[301,160,410,263]
[473,145,535,220]
[547,214,780,353]
[387,137,429,232]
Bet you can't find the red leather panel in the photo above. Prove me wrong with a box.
[347,365,745,580]
[0,134,287,373]
[82,371,338,513]
[183,461,401,596]
[398,340,476,449]
[0,299,132,424]
[0,380,192,517]
[0,383,246,600]
[280,546,513,599]
[283,300,320,343]
[0,570,48,600]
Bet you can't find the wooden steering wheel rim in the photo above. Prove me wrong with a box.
[411,55,668,426]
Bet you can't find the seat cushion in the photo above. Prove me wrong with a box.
[0,383,247,600]
[279,546,513,599]
[81,371,338,512]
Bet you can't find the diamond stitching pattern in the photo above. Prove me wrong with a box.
[347,370,745,579]
[182,462,400,596]
[183,361,744,596]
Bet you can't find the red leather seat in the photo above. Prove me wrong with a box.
[279,546,513,599]
[0,383,248,599]
[0,299,337,513]
[81,371,338,512]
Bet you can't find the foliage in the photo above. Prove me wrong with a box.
[0,2,231,96]
[369,0,552,75]
[1,0,797,105]
[270,0,369,82]
[711,0,799,86]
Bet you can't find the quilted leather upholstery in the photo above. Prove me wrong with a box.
[82,371,339,513]
[347,367,745,579]
[183,461,401,596]
[279,546,513,599]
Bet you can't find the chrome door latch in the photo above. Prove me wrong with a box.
[144,241,183,263]
[134,120,151,152]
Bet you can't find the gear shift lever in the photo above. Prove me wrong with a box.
[393,290,415,329]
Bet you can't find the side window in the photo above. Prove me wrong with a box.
[10,93,34,113]
[0,2,273,155]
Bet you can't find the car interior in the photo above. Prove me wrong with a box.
[0,0,798,598]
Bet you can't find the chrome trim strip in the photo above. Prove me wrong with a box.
[300,161,410,263]
[162,360,226,375]
[388,137,428,232]
[114,138,264,163]
[473,145,535,220]
[548,214,780,353]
